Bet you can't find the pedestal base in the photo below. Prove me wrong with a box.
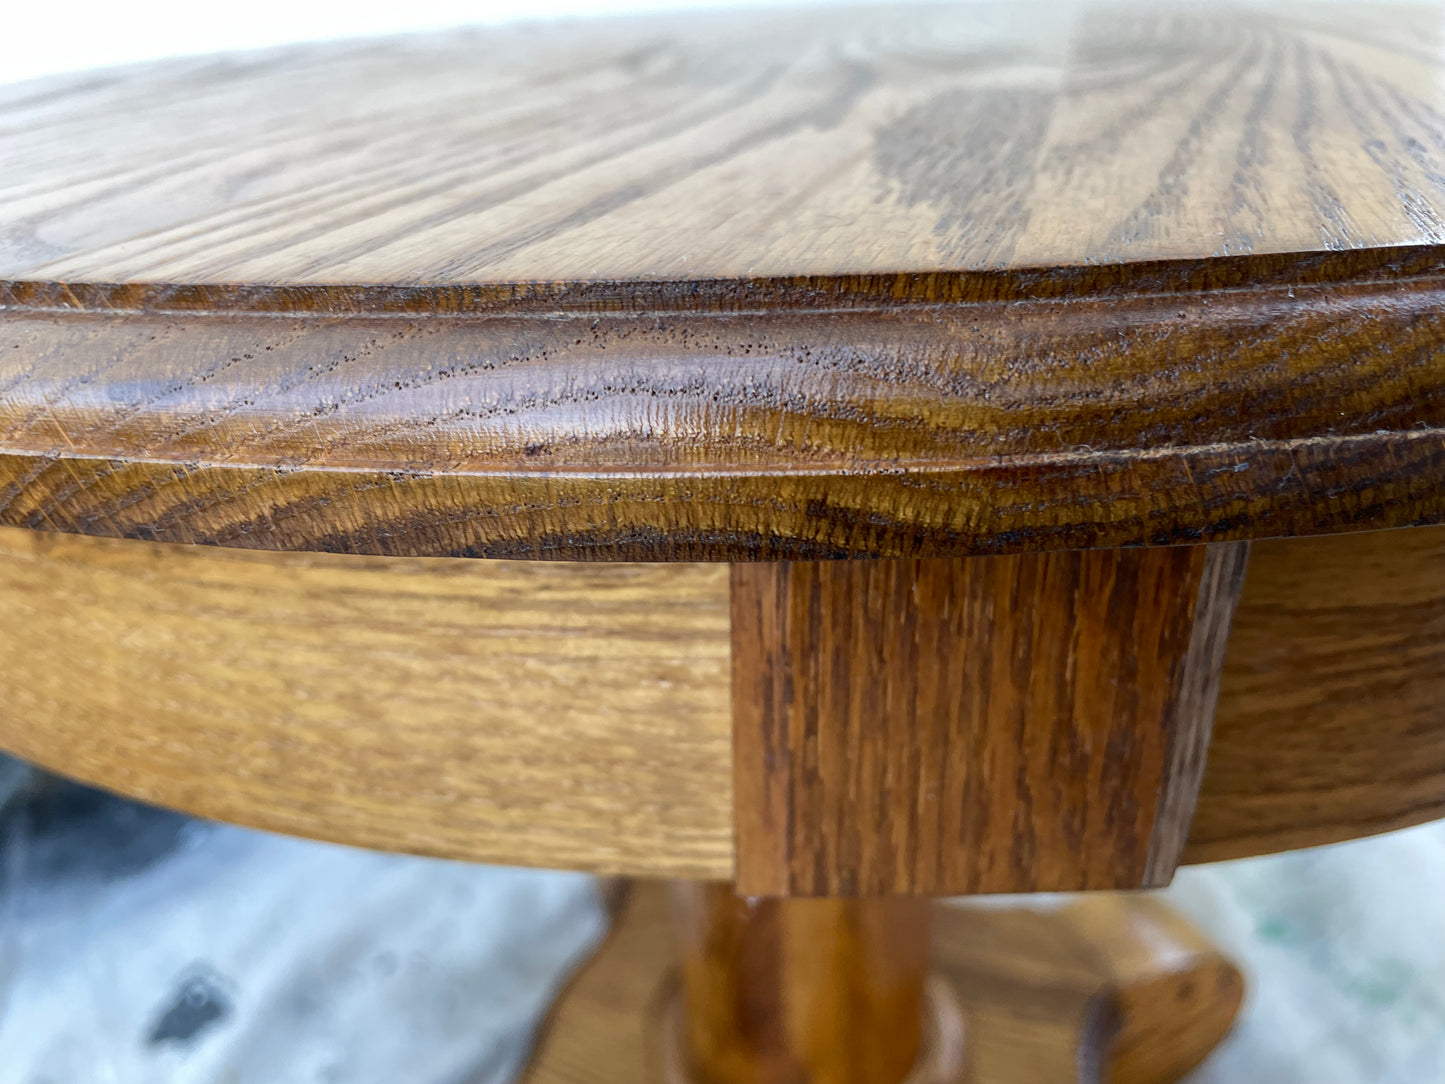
[519,883,1243,1084]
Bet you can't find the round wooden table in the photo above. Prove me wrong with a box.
[2,2,1443,1081]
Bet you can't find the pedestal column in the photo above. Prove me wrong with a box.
[667,882,938,1084]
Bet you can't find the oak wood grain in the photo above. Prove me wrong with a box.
[3,254,1445,561]
[2,525,1442,878]
[3,2,1444,283]
[1186,525,1445,861]
[0,526,733,877]
[3,3,1445,559]
[730,545,1246,896]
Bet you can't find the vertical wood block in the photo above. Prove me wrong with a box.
[730,544,1248,897]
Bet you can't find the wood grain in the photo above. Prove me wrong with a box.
[4,254,1445,559]
[0,526,732,877]
[668,882,936,1084]
[3,2,1445,559]
[518,883,1241,1084]
[942,895,1244,1084]
[2,524,1443,878]
[730,545,1247,897]
[3,2,1445,283]
[1069,897,1246,1084]
[1186,525,1445,862]
[1144,542,1251,883]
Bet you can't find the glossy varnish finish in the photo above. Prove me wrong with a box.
[730,545,1247,896]
[3,254,1445,560]
[3,1,1445,559]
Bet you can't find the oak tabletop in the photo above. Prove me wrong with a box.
[3,1,1444,283]
[2,0,1445,559]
